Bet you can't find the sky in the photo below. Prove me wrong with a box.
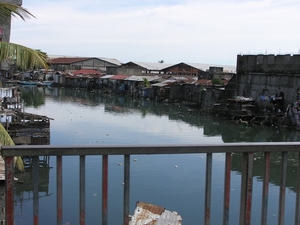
[8,0,300,66]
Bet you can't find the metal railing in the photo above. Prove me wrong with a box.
[2,143,300,225]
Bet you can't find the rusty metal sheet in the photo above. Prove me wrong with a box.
[278,151,287,225]
[80,156,86,225]
[124,155,130,225]
[57,156,63,225]
[205,153,212,225]
[102,155,108,225]
[129,201,182,225]
[261,152,270,225]
[223,152,232,225]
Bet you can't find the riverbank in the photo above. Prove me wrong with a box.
[53,84,296,131]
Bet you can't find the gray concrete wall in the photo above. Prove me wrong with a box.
[237,54,300,74]
[106,67,144,75]
[224,73,300,110]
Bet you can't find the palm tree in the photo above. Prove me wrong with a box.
[0,2,48,171]
[0,2,48,71]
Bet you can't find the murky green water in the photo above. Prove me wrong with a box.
[11,86,300,225]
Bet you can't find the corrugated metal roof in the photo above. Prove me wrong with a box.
[49,56,122,66]
[50,57,91,64]
[129,202,182,225]
[110,75,130,80]
[196,79,212,85]
[100,75,115,79]
[123,62,173,71]
[99,57,122,66]
[161,62,236,73]
[151,83,169,87]
[160,79,177,85]
[184,62,236,73]
[125,75,161,82]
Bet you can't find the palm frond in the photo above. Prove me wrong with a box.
[0,123,24,171]
[0,42,48,70]
[0,2,34,22]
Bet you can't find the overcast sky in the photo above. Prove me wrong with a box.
[9,0,300,66]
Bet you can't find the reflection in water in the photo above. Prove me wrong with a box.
[14,156,52,220]
[21,86,300,186]
[15,86,300,225]
[20,86,46,108]
[23,86,300,143]
[231,151,298,192]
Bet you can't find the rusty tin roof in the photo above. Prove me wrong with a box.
[129,201,182,225]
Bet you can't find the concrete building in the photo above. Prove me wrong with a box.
[223,54,300,110]
[107,61,236,79]
[49,57,121,72]
[107,61,173,76]
[237,54,300,74]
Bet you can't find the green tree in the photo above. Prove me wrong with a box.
[142,78,150,87]
[0,2,48,70]
[211,77,223,85]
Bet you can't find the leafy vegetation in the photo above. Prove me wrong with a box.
[0,2,48,70]
[143,78,151,87]
[0,124,24,171]
[211,77,223,85]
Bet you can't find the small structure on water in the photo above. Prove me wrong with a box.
[5,111,53,145]
[213,96,257,120]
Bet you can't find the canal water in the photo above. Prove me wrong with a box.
[12,86,300,225]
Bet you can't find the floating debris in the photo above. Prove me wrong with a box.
[129,201,182,225]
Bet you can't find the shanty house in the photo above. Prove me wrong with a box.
[65,69,103,88]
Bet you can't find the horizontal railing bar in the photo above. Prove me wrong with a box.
[2,142,300,156]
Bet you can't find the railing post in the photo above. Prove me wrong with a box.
[33,156,39,225]
[5,156,14,225]
[57,156,63,225]
[102,155,108,225]
[205,153,212,225]
[295,152,300,225]
[261,152,270,225]
[239,152,254,225]
[223,152,231,225]
[123,155,130,225]
[80,156,86,225]
[279,151,287,225]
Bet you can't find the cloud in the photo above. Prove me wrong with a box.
[10,0,300,65]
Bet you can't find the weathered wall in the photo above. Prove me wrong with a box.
[237,54,300,74]
[201,87,223,110]
[224,73,300,109]
[106,67,144,76]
